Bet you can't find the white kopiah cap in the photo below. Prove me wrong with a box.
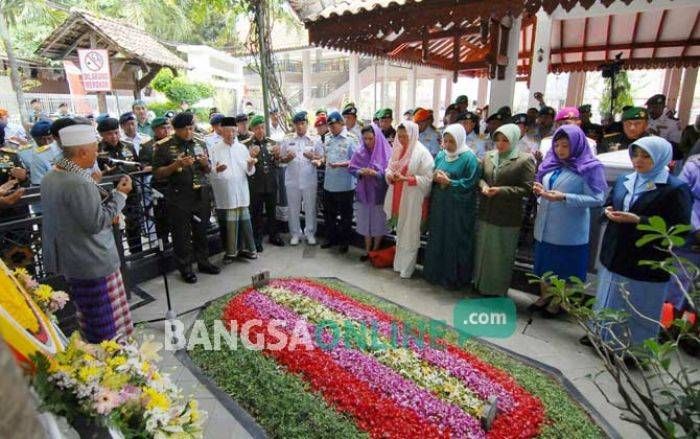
[58,124,97,147]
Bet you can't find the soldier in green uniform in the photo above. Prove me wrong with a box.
[243,115,285,252]
[378,108,396,143]
[97,117,145,254]
[139,117,171,244]
[0,142,31,268]
[601,107,650,154]
[152,112,220,283]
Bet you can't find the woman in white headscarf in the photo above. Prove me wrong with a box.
[384,121,435,278]
[423,124,481,289]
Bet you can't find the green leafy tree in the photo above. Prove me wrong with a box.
[600,70,634,118]
[150,68,174,94]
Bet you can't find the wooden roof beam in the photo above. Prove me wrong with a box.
[681,11,700,57]
[391,24,481,47]
[548,39,700,55]
[651,10,667,59]
[630,11,641,60]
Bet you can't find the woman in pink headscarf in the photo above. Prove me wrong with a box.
[384,121,435,278]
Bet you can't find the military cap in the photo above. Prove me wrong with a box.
[455,111,478,123]
[373,110,383,120]
[622,107,648,121]
[30,120,53,138]
[555,107,580,122]
[445,103,458,113]
[119,112,136,125]
[209,113,224,125]
[622,105,633,113]
[413,108,431,123]
[512,113,528,125]
[539,106,556,117]
[50,117,77,138]
[403,109,414,117]
[97,117,119,133]
[235,113,249,123]
[131,99,146,109]
[327,111,344,125]
[455,95,469,105]
[496,106,512,117]
[314,115,327,127]
[378,108,393,119]
[171,111,195,128]
[486,113,505,122]
[164,111,176,119]
[315,108,327,116]
[341,103,357,116]
[292,111,308,123]
[249,114,265,128]
[578,104,592,113]
[151,117,167,128]
[95,113,111,124]
[646,94,666,106]
[221,116,237,127]
[247,111,256,118]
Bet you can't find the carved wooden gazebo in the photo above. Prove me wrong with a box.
[36,9,187,99]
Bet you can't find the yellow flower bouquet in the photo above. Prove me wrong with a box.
[31,333,205,438]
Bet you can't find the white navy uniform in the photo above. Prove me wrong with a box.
[279,133,324,240]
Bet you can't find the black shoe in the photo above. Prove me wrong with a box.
[338,245,349,254]
[239,251,258,260]
[321,241,335,249]
[181,271,197,284]
[222,254,238,264]
[579,335,593,347]
[256,243,264,253]
[198,262,221,275]
[269,236,285,247]
[360,254,370,262]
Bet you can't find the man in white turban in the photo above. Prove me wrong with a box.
[41,124,135,343]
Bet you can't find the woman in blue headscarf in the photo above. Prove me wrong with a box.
[530,125,607,316]
[589,136,691,348]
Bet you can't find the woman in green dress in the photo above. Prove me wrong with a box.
[474,123,535,296]
[423,124,481,289]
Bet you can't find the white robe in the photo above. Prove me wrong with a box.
[384,143,434,278]
[208,140,255,210]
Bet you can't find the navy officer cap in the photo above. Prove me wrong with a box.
[327,111,343,124]
[512,113,528,125]
[292,111,308,123]
[171,111,195,129]
[119,111,136,125]
[30,119,53,138]
[235,113,249,123]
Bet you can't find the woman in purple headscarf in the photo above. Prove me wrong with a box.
[349,124,392,261]
[530,124,607,316]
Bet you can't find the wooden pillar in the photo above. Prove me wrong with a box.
[444,75,453,108]
[349,53,360,105]
[395,80,402,118]
[477,76,489,108]
[407,66,417,110]
[529,10,552,108]
[565,71,586,107]
[489,16,522,111]
[432,76,441,117]
[678,67,698,126]
[301,49,311,107]
[663,68,682,112]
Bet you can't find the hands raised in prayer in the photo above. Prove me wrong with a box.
[116,175,133,195]
[481,185,499,197]
[215,162,228,173]
[175,153,196,168]
[359,168,378,177]
[250,145,261,158]
[533,182,566,201]
[604,206,640,224]
[434,170,450,187]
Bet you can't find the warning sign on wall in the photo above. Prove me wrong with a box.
[78,49,112,92]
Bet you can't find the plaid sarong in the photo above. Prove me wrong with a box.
[67,270,134,343]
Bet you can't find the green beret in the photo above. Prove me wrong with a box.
[379,108,393,119]
[622,107,648,121]
[315,108,327,116]
[373,110,382,120]
[455,95,468,105]
[151,117,167,128]
[249,114,265,128]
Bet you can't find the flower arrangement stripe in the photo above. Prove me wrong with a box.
[259,285,490,419]
[223,292,447,438]
[268,279,515,411]
[240,290,487,438]
[314,279,547,439]
[267,278,545,439]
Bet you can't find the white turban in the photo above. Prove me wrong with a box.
[58,124,97,147]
